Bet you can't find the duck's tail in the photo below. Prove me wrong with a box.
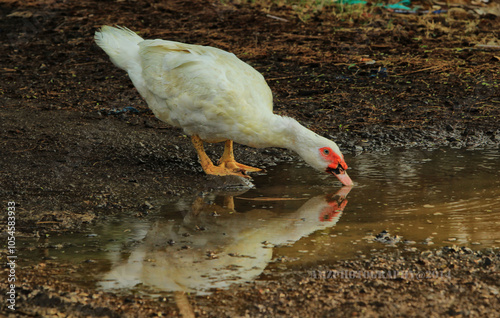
[94,26,143,72]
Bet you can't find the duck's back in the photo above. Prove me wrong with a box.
[135,40,274,141]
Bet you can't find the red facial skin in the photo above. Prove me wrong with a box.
[319,199,348,222]
[319,147,353,186]
[319,147,348,172]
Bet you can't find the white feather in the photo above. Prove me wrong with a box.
[94,26,349,177]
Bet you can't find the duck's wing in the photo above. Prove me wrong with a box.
[137,40,273,118]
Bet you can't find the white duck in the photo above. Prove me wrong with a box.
[94,26,353,186]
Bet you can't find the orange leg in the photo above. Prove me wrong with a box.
[191,136,261,178]
[217,140,262,173]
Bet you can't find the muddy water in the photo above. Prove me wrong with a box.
[22,148,500,295]
[271,147,500,266]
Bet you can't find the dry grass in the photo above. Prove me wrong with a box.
[224,0,499,44]
[227,0,372,21]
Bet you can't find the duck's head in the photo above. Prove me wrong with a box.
[320,145,353,186]
[296,137,353,186]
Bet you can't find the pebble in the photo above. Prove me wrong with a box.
[482,257,492,266]
[462,247,473,254]
[420,251,433,258]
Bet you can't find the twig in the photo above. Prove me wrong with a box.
[266,14,289,22]
[474,44,500,51]
[236,197,307,201]
[12,146,37,153]
[396,65,447,76]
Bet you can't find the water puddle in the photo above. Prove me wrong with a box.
[19,148,500,296]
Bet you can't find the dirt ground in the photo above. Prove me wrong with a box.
[1,0,499,317]
[6,246,498,317]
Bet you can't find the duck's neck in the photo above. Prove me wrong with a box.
[254,114,319,152]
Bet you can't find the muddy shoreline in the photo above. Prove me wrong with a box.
[2,246,498,317]
[2,106,498,235]
[1,0,499,316]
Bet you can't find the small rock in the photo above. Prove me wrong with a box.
[482,257,492,267]
[420,251,433,258]
[445,124,455,132]
[142,201,154,210]
[353,145,364,152]
[488,286,499,295]
[461,247,473,254]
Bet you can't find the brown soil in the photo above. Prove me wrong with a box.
[3,246,500,317]
[1,0,499,317]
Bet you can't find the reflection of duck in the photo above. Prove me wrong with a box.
[98,187,351,294]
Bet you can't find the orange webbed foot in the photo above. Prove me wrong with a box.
[191,136,261,178]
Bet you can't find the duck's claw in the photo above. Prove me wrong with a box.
[192,136,261,178]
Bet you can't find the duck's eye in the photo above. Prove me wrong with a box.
[322,148,330,156]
